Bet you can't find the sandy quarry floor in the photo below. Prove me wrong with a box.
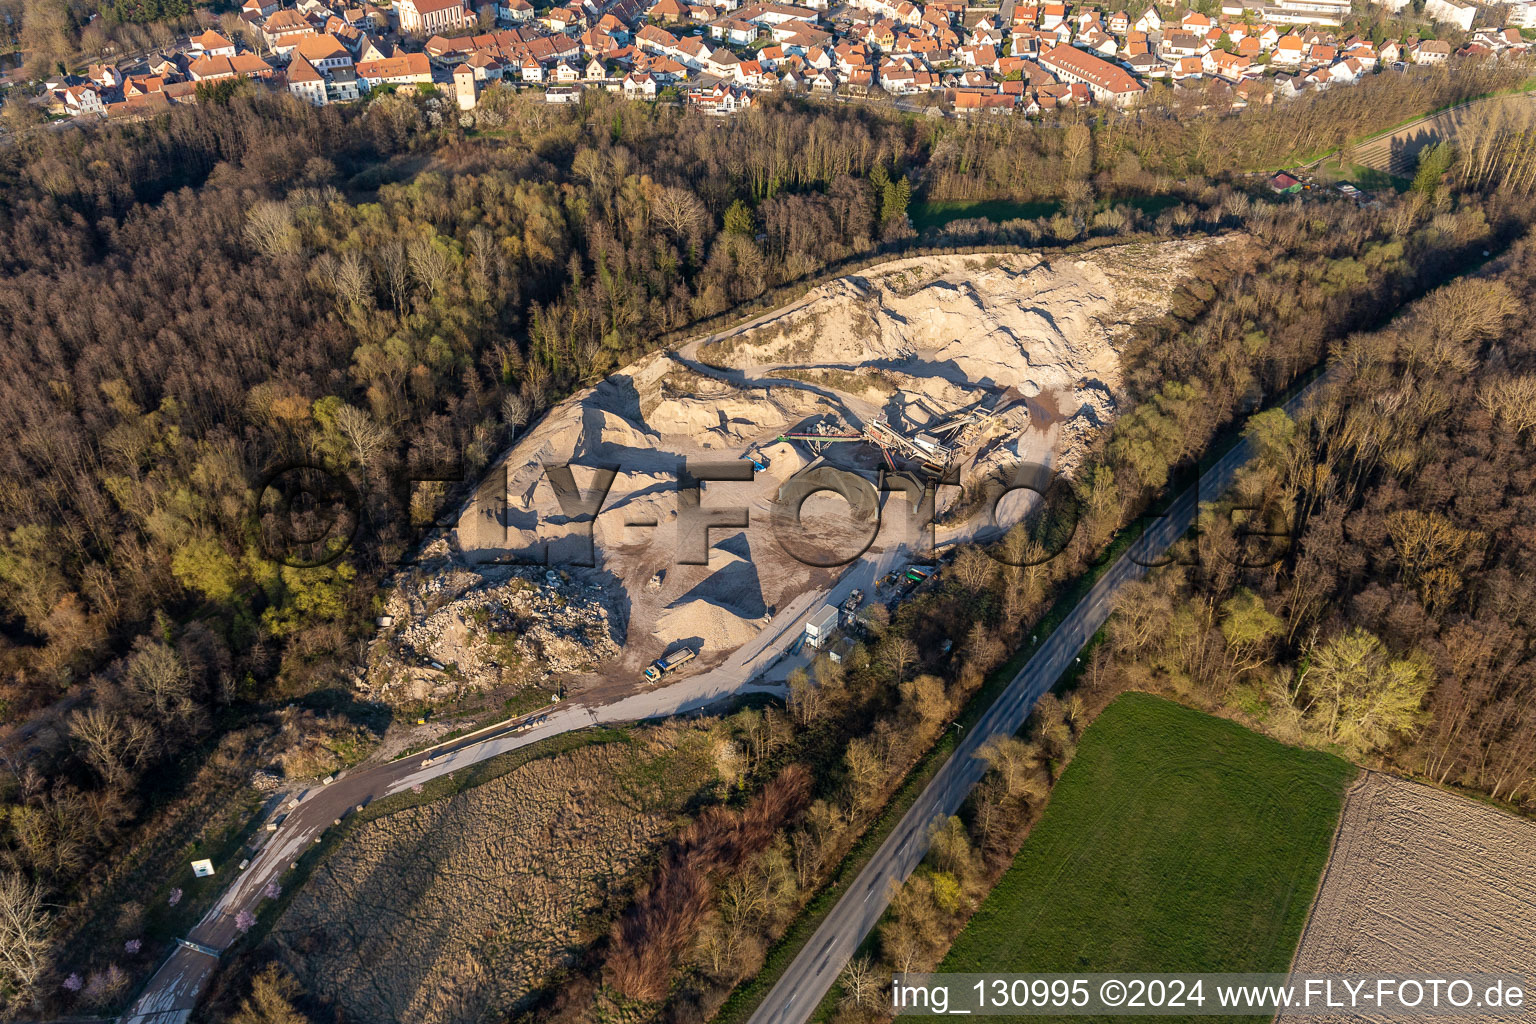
[1283,772,1536,1023]
[365,242,1229,708]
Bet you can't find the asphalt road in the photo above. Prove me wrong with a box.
[744,381,1322,1024]
[123,369,1317,1024]
[120,526,905,1024]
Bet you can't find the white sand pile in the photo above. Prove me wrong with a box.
[654,598,763,651]
[433,240,1230,678]
[646,394,790,439]
[698,257,1127,407]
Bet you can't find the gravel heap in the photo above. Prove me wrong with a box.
[369,565,620,703]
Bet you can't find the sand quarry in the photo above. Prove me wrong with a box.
[1284,772,1536,1024]
[382,243,1224,701]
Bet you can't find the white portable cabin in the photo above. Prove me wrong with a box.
[804,606,840,649]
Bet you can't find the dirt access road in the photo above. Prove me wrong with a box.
[121,527,906,1024]
[745,375,1325,1024]
[125,247,1177,1023]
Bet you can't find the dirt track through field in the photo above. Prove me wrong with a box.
[1283,772,1536,1023]
[1352,94,1536,177]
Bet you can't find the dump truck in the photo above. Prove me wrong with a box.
[645,646,696,683]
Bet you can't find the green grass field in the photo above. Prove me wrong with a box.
[910,199,1059,233]
[929,692,1355,1022]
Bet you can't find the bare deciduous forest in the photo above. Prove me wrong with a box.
[5,66,1536,1022]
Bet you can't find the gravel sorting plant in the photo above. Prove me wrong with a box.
[376,242,1233,702]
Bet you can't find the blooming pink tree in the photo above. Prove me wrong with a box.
[62,973,83,992]
[124,938,142,954]
[263,882,282,900]
[235,910,255,933]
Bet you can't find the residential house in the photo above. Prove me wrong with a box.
[295,32,354,69]
[190,29,237,56]
[1411,38,1451,62]
[690,79,753,111]
[463,50,505,78]
[960,42,997,65]
[188,53,276,80]
[1273,72,1305,97]
[148,52,184,76]
[1204,48,1252,79]
[1328,54,1363,80]
[287,53,329,103]
[623,68,659,95]
[60,83,106,115]
[544,5,584,31]
[951,88,1016,112]
[1079,29,1117,56]
[1125,51,1168,76]
[123,74,167,98]
[87,63,124,87]
[1159,30,1205,58]
[1343,40,1377,67]
[355,50,435,85]
[357,33,390,59]
[328,64,362,98]
[263,9,316,49]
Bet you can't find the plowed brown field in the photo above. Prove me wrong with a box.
[1283,772,1536,1023]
